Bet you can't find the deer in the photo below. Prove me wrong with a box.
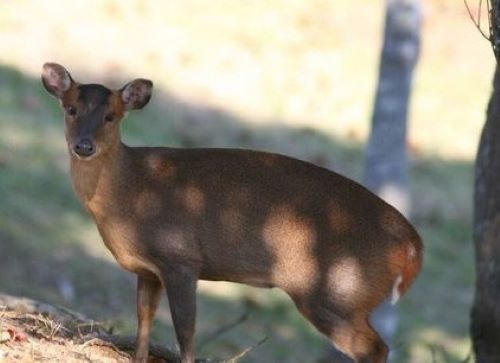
[41,62,423,363]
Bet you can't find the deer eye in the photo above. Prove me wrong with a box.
[67,106,77,116]
[105,113,114,122]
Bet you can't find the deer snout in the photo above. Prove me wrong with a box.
[73,138,96,158]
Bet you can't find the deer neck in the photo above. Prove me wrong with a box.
[69,141,126,215]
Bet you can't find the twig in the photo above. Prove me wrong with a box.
[479,0,483,29]
[198,312,249,350]
[76,320,106,334]
[464,0,491,40]
[227,336,269,363]
[30,313,71,338]
[80,336,131,359]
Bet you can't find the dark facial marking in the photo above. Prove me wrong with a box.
[78,84,112,108]
[72,84,113,140]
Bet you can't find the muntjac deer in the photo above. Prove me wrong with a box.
[41,62,422,363]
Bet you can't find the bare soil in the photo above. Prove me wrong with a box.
[0,294,132,362]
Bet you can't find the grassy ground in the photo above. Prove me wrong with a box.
[0,1,495,362]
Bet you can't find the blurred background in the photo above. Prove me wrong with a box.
[0,0,494,362]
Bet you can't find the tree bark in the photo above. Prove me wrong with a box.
[364,0,421,358]
[364,0,421,210]
[471,66,500,363]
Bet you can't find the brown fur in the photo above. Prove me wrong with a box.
[41,63,423,363]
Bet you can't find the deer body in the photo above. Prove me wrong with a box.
[42,63,423,363]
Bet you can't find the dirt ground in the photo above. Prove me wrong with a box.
[0,294,267,363]
[0,294,132,362]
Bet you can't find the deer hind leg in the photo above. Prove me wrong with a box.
[293,297,388,363]
[329,319,388,363]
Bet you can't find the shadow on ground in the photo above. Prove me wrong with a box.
[0,63,475,362]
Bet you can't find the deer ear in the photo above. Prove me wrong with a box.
[41,63,74,99]
[120,79,153,111]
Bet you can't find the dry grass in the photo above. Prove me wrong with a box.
[0,304,129,362]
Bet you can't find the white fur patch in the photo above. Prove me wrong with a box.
[390,274,403,305]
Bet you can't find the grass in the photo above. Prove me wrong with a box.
[0,1,494,362]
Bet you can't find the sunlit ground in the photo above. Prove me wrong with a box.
[0,1,494,362]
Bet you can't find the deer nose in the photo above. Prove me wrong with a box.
[74,138,96,157]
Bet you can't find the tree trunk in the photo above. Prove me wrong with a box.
[364,0,421,358]
[364,0,421,210]
[471,66,500,363]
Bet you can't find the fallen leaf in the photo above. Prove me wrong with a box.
[7,328,28,342]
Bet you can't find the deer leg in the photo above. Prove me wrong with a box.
[134,273,162,362]
[328,318,388,363]
[292,296,388,363]
[162,264,198,363]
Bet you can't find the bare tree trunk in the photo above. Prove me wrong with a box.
[471,66,500,363]
[365,0,421,210]
[364,0,421,359]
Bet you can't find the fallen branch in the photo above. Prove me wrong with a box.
[226,336,269,363]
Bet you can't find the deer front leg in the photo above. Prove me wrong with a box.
[134,274,162,362]
[163,264,198,363]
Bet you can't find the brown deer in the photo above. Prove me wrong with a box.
[41,62,422,363]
